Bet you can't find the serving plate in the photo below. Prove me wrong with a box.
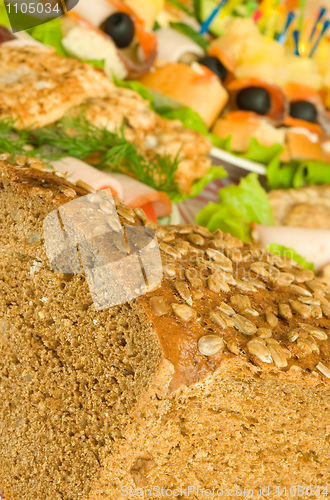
[209,146,267,176]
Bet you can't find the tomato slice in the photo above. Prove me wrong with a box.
[140,201,157,224]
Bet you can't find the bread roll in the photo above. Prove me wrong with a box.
[140,62,228,128]
[1,155,330,500]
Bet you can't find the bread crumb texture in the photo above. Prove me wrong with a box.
[0,156,330,500]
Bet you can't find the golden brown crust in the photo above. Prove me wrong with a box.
[0,45,114,129]
[1,155,330,396]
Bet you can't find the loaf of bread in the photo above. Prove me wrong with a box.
[1,154,330,500]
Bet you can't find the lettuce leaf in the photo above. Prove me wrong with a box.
[196,173,275,241]
[267,156,330,190]
[169,166,227,203]
[113,76,155,104]
[239,137,284,164]
[157,106,209,134]
[267,244,315,272]
[26,18,68,57]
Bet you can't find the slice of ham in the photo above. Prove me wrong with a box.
[51,157,172,222]
[155,27,204,63]
[253,223,330,272]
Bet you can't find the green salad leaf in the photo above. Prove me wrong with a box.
[267,156,330,190]
[267,244,315,272]
[169,22,209,50]
[157,106,208,134]
[169,166,227,203]
[239,137,284,164]
[113,76,155,105]
[196,173,275,241]
[26,18,68,56]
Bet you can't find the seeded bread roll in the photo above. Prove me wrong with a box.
[1,154,330,500]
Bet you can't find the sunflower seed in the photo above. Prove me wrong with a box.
[233,280,257,293]
[116,205,136,223]
[232,314,257,335]
[265,311,278,328]
[305,280,327,295]
[250,262,270,279]
[174,282,192,306]
[279,303,292,320]
[209,310,234,329]
[266,339,287,368]
[283,267,314,283]
[178,226,195,234]
[208,273,230,293]
[287,330,300,342]
[316,362,330,379]
[187,234,204,246]
[297,338,313,354]
[145,220,157,230]
[155,227,167,239]
[258,328,272,339]
[163,264,176,277]
[76,180,96,193]
[185,268,203,288]
[307,336,320,354]
[241,277,266,289]
[289,285,312,297]
[159,243,181,259]
[289,300,312,319]
[206,249,232,272]
[198,335,224,356]
[133,207,148,225]
[193,291,204,300]
[210,239,225,249]
[247,339,272,363]
[175,241,191,256]
[172,304,197,322]
[193,226,212,238]
[297,324,327,340]
[314,292,330,308]
[0,153,10,161]
[218,302,235,316]
[149,297,169,316]
[310,304,323,319]
[298,296,321,306]
[230,294,251,312]
[276,272,295,287]
[14,155,27,166]
[322,305,330,319]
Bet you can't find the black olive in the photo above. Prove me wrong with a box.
[103,12,135,49]
[236,86,271,115]
[289,100,318,123]
[197,56,227,82]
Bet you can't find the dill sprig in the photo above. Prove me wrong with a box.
[0,115,180,193]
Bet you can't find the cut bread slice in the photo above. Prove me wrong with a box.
[1,155,330,500]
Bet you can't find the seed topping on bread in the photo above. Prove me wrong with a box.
[2,155,330,390]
